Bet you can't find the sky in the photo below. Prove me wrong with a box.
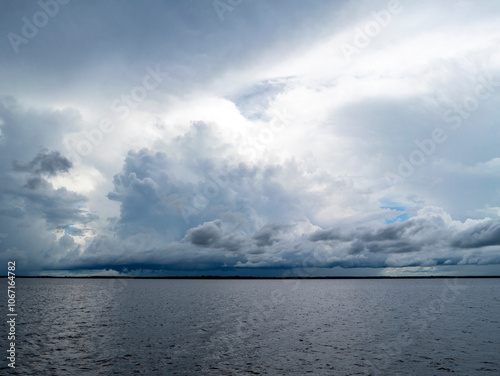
[1,0,500,277]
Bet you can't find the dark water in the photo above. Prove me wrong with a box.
[1,278,499,375]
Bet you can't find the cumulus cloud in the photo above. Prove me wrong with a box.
[71,131,500,273]
[185,221,223,247]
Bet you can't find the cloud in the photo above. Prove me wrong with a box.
[0,99,97,273]
[1,1,500,276]
[13,149,72,176]
[253,222,292,246]
[451,220,500,249]
[309,228,344,242]
[185,220,223,247]
[24,176,50,190]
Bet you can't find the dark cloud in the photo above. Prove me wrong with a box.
[253,223,291,246]
[13,149,72,176]
[308,211,454,257]
[24,176,50,190]
[451,220,500,249]
[184,221,223,246]
[309,228,344,242]
[183,220,250,254]
[37,211,500,275]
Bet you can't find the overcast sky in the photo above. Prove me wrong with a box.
[1,0,500,276]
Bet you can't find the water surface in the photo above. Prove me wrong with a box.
[1,278,499,375]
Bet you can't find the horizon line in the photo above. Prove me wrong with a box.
[2,275,500,279]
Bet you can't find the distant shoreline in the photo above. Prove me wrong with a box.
[2,276,500,279]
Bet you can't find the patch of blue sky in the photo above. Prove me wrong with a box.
[381,206,409,224]
[64,224,76,236]
[385,213,409,224]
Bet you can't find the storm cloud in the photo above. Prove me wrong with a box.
[13,150,72,177]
